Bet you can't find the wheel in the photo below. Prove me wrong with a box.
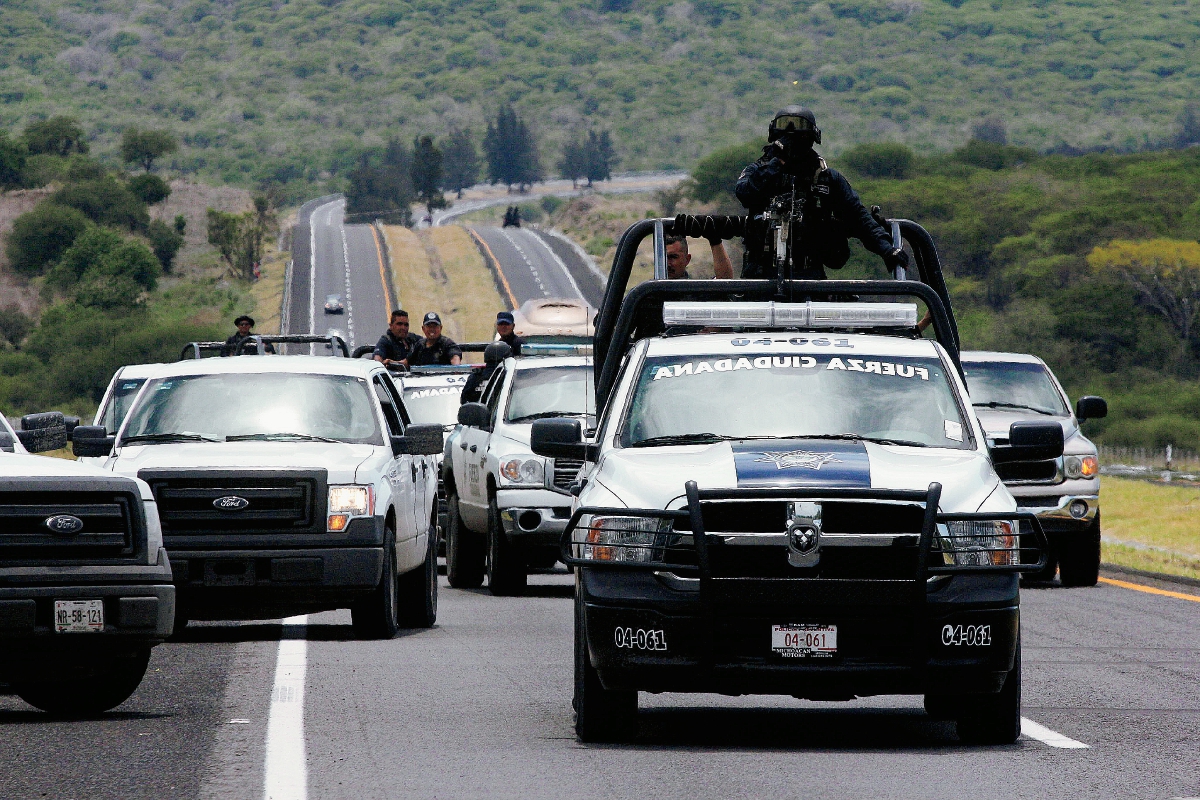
[398,518,438,628]
[574,589,637,742]
[956,636,1021,745]
[486,498,526,596]
[352,526,399,639]
[1058,514,1101,587]
[526,547,560,570]
[923,693,956,720]
[15,648,150,716]
[446,490,485,589]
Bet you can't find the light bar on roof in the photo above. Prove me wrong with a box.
[662,301,918,329]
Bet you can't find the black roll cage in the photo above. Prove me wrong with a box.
[179,334,350,360]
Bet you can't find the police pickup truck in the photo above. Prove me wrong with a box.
[71,338,443,638]
[445,354,594,595]
[962,352,1106,587]
[1,410,174,715]
[529,218,1058,744]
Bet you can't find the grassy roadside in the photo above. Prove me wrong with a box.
[1101,476,1200,580]
[246,239,290,336]
[380,224,503,356]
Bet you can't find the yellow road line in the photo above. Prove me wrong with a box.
[370,224,393,312]
[1099,576,1200,603]
[466,227,518,309]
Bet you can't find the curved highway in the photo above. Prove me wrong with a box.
[470,225,605,309]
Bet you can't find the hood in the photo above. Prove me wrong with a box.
[973,408,1075,441]
[496,423,532,448]
[0,452,118,479]
[109,441,378,483]
[592,439,1001,513]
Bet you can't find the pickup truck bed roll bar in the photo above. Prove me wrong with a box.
[179,334,350,360]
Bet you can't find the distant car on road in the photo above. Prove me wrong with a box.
[962,351,1107,587]
[324,294,345,314]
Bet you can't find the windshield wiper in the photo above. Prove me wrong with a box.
[796,433,928,448]
[506,411,591,423]
[226,432,343,443]
[972,401,1057,416]
[628,433,733,448]
[121,433,223,445]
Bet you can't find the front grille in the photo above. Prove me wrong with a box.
[143,471,324,534]
[1016,495,1061,509]
[675,500,926,534]
[996,460,1059,483]
[0,491,136,561]
[553,458,583,490]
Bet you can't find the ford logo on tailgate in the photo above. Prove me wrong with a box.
[213,495,250,511]
[44,515,85,535]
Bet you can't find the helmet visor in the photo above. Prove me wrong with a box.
[772,114,816,133]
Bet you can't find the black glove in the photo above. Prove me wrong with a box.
[884,247,910,274]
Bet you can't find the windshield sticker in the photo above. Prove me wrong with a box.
[944,420,964,442]
[732,439,871,488]
[651,356,928,381]
[407,387,459,399]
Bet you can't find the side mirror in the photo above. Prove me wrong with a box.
[1075,395,1107,421]
[457,402,490,429]
[72,425,116,458]
[990,421,1064,464]
[0,432,14,452]
[17,411,67,453]
[392,423,445,456]
[530,418,598,461]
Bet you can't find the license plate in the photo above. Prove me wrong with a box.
[54,600,104,633]
[771,624,836,658]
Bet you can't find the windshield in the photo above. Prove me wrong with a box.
[622,353,970,449]
[505,365,595,423]
[962,361,1068,416]
[403,384,464,425]
[101,378,147,434]
[121,373,383,444]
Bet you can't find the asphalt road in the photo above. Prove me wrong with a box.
[471,225,605,309]
[2,572,1197,799]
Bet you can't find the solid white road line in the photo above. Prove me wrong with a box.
[264,615,309,800]
[1020,717,1089,749]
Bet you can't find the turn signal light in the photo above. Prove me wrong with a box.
[328,514,350,532]
[1080,456,1098,477]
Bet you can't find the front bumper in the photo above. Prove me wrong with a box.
[496,488,572,547]
[1014,493,1099,533]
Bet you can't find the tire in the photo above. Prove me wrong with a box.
[573,590,637,742]
[16,648,150,716]
[956,636,1022,745]
[398,518,438,628]
[352,525,400,639]
[486,497,526,596]
[1058,514,1101,587]
[446,490,485,589]
[923,693,957,720]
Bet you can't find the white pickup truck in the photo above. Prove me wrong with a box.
[72,352,443,639]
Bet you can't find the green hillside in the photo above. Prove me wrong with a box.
[1,0,1197,191]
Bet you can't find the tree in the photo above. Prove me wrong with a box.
[558,139,587,188]
[584,130,615,186]
[839,143,914,179]
[484,107,541,191]
[687,141,762,203]
[345,140,414,226]
[441,127,479,198]
[120,128,179,172]
[4,203,91,275]
[23,116,88,157]
[0,131,28,191]
[206,201,274,281]
[0,304,32,349]
[128,173,171,205]
[146,219,185,272]
[411,135,447,215]
[1176,104,1200,148]
[52,176,149,231]
[1088,239,1200,363]
[47,226,161,305]
[970,116,1008,145]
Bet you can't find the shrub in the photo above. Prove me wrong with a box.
[128,174,171,205]
[839,143,915,179]
[4,203,91,275]
[953,141,1038,171]
[48,226,161,297]
[688,140,762,203]
[146,219,185,272]
[0,131,27,190]
[0,305,32,348]
[22,116,88,157]
[51,176,149,230]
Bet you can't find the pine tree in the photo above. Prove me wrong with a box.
[345,140,415,226]
[584,130,615,187]
[411,135,447,215]
[558,138,588,188]
[484,107,541,191]
[441,127,480,198]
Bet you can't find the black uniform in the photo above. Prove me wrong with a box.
[735,147,895,279]
[372,330,422,362]
[460,364,498,404]
[221,334,275,356]
[408,336,463,366]
[497,331,523,356]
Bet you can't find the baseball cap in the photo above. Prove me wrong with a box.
[496,311,515,324]
[422,312,442,326]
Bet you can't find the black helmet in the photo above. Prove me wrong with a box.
[484,341,512,365]
[768,105,821,145]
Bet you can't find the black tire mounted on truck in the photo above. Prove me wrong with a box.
[352,525,400,639]
[15,648,151,716]
[398,517,439,628]
[446,489,485,589]
[953,636,1022,745]
[486,496,526,596]
[573,589,638,742]
[1058,513,1101,587]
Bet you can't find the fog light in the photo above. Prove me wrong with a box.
[518,510,542,531]
[1069,500,1088,519]
[328,514,350,531]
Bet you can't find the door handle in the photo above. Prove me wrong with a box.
[469,445,478,453]
[459,442,467,450]
[411,463,418,481]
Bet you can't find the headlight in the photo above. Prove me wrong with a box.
[328,485,373,532]
[499,457,545,485]
[1064,455,1099,479]
[578,515,673,563]
[1080,455,1098,477]
[938,520,1017,566]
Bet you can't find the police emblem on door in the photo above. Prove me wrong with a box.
[786,501,821,567]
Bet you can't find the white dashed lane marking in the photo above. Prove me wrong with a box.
[499,229,549,297]
[1020,717,1089,749]
[264,615,308,800]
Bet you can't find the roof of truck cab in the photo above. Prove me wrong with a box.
[643,332,943,359]
[960,350,1045,365]
[150,354,384,379]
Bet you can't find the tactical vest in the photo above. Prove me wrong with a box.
[743,157,851,279]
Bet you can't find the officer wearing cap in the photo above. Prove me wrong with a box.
[460,341,512,404]
[735,105,907,280]
[221,315,275,356]
[404,312,463,366]
[494,311,523,355]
